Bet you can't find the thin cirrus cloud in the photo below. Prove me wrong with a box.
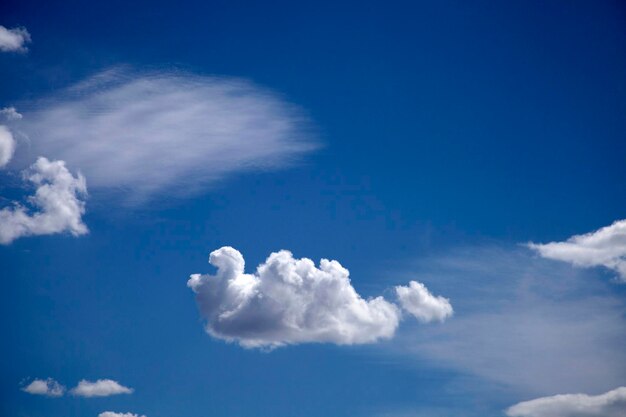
[70,379,133,397]
[506,386,626,417]
[392,246,626,397]
[188,246,452,349]
[99,412,146,417]
[0,25,31,52]
[21,378,65,397]
[0,157,88,245]
[528,219,626,282]
[17,68,319,204]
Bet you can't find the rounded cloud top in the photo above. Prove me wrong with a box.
[188,247,453,349]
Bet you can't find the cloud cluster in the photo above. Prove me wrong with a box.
[506,386,626,417]
[21,378,133,398]
[188,247,451,348]
[71,379,133,397]
[21,378,65,397]
[396,281,453,323]
[19,68,318,203]
[0,157,87,244]
[99,413,146,417]
[528,220,626,282]
[0,25,31,52]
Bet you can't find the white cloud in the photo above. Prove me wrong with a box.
[506,386,626,417]
[19,68,318,203]
[188,247,408,348]
[0,25,31,52]
[0,157,88,244]
[0,125,16,167]
[0,107,22,121]
[21,378,65,397]
[70,379,133,397]
[99,412,146,417]
[392,246,626,396]
[528,219,626,282]
[396,281,453,323]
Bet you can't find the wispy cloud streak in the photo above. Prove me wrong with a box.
[19,68,319,203]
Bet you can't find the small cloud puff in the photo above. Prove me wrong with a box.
[0,25,31,52]
[396,281,453,323]
[0,107,23,121]
[0,157,88,244]
[99,412,146,417]
[188,247,452,349]
[71,379,133,397]
[0,125,16,167]
[506,386,626,417]
[21,378,65,397]
[528,219,626,282]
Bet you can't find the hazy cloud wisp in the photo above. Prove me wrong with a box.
[19,68,318,203]
[393,246,626,396]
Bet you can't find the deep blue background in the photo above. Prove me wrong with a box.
[1,1,625,416]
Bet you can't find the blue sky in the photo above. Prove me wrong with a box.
[1,1,625,417]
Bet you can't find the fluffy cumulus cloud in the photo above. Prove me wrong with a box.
[21,378,65,397]
[528,219,626,282]
[396,281,453,323]
[188,247,451,348]
[506,386,626,417]
[0,157,87,244]
[0,25,31,52]
[18,68,318,203]
[0,125,16,167]
[99,412,146,417]
[70,379,133,397]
